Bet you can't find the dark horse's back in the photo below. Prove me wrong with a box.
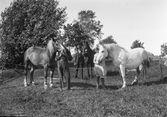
[57,57,70,72]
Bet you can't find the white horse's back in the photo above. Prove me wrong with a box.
[124,48,148,69]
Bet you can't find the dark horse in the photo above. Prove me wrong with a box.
[83,41,95,78]
[74,46,85,79]
[56,45,72,90]
[24,39,64,89]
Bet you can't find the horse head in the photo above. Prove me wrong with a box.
[60,44,73,61]
[96,44,108,64]
[47,39,64,53]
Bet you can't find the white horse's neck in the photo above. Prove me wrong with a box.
[104,43,123,54]
[103,43,127,65]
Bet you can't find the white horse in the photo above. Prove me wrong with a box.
[93,39,150,89]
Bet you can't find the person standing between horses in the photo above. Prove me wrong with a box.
[74,45,84,79]
[93,49,107,89]
[83,41,95,78]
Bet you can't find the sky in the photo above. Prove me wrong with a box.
[0,0,167,55]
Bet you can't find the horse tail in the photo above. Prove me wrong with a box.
[143,58,150,68]
[24,49,31,71]
[142,50,151,68]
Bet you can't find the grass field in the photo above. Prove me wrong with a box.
[0,61,167,117]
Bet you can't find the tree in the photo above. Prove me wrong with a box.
[64,22,88,47]
[64,10,103,47]
[0,0,67,65]
[160,43,167,56]
[131,40,144,49]
[78,10,103,41]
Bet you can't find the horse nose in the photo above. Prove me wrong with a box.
[92,48,96,52]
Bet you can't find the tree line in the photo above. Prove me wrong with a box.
[0,0,165,67]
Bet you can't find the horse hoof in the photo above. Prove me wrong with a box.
[32,82,35,86]
[50,83,53,88]
[64,87,70,90]
[121,85,126,89]
[131,81,138,86]
[117,86,126,91]
[44,85,48,89]
[24,84,28,87]
[24,81,28,87]
[102,86,106,89]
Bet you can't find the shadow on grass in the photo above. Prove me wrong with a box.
[71,82,95,89]
[107,71,120,76]
[131,76,167,87]
[143,76,167,86]
[70,81,120,90]
[102,85,120,90]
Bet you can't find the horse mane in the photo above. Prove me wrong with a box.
[102,42,128,52]
[47,39,56,57]
[85,41,91,50]
[97,38,126,51]
[99,38,115,44]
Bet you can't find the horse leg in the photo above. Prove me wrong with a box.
[101,78,105,89]
[49,67,54,88]
[59,77,63,91]
[43,65,48,89]
[87,64,90,78]
[30,66,35,86]
[81,64,84,79]
[120,65,126,89]
[24,61,29,87]
[58,67,63,91]
[131,67,140,85]
[142,66,147,84]
[62,75,64,88]
[96,76,100,89]
[66,69,71,90]
[74,65,79,79]
[101,67,106,89]
[60,74,64,91]
[91,63,94,78]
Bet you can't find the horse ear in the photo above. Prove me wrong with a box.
[60,44,65,50]
[99,41,102,44]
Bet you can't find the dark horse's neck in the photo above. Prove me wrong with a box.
[59,55,68,61]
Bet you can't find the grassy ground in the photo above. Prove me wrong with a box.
[0,62,167,117]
